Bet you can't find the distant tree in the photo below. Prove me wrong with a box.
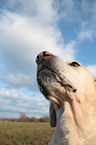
[30,117,39,122]
[39,116,49,122]
[19,112,29,122]
[19,112,26,119]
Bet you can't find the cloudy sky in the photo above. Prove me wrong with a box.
[0,0,96,118]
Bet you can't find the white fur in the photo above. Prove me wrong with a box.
[48,60,96,145]
[37,53,96,145]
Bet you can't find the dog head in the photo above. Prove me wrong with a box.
[36,51,96,107]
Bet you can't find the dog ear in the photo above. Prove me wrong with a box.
[49,102,56,127]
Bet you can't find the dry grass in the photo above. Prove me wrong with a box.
[0,122,55,145]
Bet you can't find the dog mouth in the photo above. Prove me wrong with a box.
[53,72,76,93]
[42,65,76,93]
[37,65,76,106]
[49,96,61,106]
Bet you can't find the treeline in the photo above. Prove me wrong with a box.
[0,116,49,122]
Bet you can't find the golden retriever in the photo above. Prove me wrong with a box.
[36,51,96,145]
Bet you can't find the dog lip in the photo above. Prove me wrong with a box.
[49,96,62,106]
[49,96,60,105]
[53,73,77,93]
[66,84,76,92]
[37,64,77,93]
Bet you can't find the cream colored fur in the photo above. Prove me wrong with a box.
[37,53,96,145]
[48,60,96,145]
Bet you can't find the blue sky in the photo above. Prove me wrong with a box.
[0,0,96,118]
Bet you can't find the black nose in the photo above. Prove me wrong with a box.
[36,51,52,64]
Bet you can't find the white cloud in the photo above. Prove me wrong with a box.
[53,0,96,41]
[54,0,75,22]
[0,73,38,90]
[87,65,96,77]
[0,0,57,22]
[78,1,96,41]
[78,30,92,41]
[0,88,49,118]
[63,40,76,61]
[0,11,76,73]
[0,9,76,90]
[0,88,30,99]
[0,0,77,118]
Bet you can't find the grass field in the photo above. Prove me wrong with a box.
[0,122,55,145]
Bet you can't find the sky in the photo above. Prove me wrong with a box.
[0,0,96,118]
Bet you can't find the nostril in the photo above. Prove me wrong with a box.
[43,51,52,57]
[43,51,46,57]
[36,51,52,64]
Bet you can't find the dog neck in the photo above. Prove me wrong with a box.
[50,99,96,145]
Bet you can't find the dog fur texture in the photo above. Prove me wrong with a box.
[36,51,96,145]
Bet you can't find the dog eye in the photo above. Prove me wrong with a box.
[69,62,80,67]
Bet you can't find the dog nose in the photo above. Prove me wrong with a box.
[36,51,52,64]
